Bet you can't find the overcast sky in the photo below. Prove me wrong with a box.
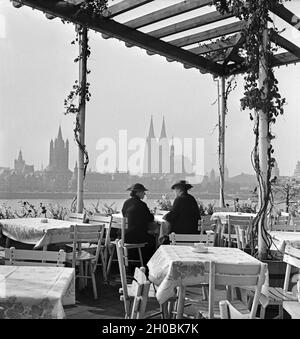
[0,0,300,177]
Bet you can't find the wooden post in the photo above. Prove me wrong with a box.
[218,77,226,208]
[76,26,88,213]
[257,27,269,259]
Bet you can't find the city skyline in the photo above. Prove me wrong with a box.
[1,1,300,177]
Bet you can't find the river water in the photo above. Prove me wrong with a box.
[0,197,221,213]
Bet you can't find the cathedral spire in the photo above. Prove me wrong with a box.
[58,125,63,140]
[18,149,23,161]
[147,116,155,139]
[160,116,167,139]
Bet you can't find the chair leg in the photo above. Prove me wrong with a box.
[106,245,115,278]
[99,252,108,283]
[279,305,283,319]
[79,262,85,290]
[91,267,98,300]
[137,248,144,267]
[260,305,266,319]
[202,285,208,301]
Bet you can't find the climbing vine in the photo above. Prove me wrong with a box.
[63,0,108,211]
[212,0,290,258]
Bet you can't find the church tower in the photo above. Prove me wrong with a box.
[143,116,158,174]
[159,116,169,174]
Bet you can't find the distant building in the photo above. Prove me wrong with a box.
[43,126,72,192]
[14,150,34,175]
[294,161,300,178]
[210,169,216,183]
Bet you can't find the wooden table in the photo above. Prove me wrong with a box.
[0,218,87,250]
[0,265,75,319]
[147,245,268,318]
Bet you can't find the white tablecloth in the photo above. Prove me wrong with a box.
[211,212,257,224]
[269,231,300,252]
[0,266,75,319]
[147,245,267,305]
[0,218,86,249]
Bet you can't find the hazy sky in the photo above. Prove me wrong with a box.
[0,0,300,177]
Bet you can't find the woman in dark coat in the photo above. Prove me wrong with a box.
[121,183,156,264]
[163,180,200,234]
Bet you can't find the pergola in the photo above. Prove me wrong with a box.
[10,0,300,258]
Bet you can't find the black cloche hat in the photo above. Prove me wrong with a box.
[171,180,193,190]
[126,183,148,192]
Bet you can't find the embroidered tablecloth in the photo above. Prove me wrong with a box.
[0,218,86,249]
[211,212,256,224]
[147,245,267,305]
[269,231,300,252]
[0,266,75,319]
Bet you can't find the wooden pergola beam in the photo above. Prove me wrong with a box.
[169,21,245,47]
[270,29,300,59]
[271,52,300,67]
[107,0,154,18]
[270,3,300,32]
[148,10,234,39]
[124,0,213,29]
[187,34,239,55]
[12,0,225,76]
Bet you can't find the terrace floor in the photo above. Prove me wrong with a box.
[65,265,290,320]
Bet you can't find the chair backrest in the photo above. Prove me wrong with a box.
[199,215,217,234]
[272,215,290,231]
[208,261,267,319]
[282,243,300,292]
[130,266,150,319]
[88,214,112,260]
[109,215,128,243]
[69,223,105,268]
[4,247,66,267]
[226,215,253,242]
[66,212,85,222]
[219,300,251,319]
[234,225,249,250]
[169,232,215,247]
[116,239,131,318]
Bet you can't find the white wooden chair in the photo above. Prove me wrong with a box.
[169,232,215,247]
[106,215,147,278]
[185,261,267,319]
[4,247,66,266]
[271,215,290,231]
[67,223,106,299]
[234,225,249,250]
[169,232,214,304]
[258,242,300,319]
[79,214,112,283]
[221,215,253,248]
[116,239,167,319]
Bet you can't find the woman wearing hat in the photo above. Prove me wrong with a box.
[163,180,200,234]
[121,183,156,263]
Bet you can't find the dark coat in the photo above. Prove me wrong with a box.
[164,193,200,234]
[121,196,154,243]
